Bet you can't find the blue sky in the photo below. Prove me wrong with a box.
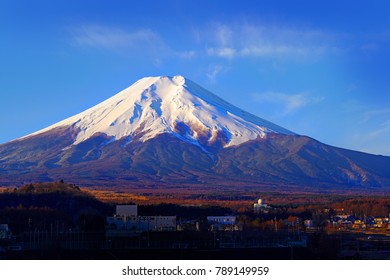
[1,0,390,155]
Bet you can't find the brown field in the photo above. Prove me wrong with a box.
[80,184,371,212]
[0,187,8,193]
[3,182,390,216]
[81,186,390,219]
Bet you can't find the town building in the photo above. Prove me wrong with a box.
[207,216,241,231]
[253,198,271,213]
[207,216,237,225]
[106,205,176,232]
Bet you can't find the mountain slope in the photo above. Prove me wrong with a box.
[0,75,389,190]
[22,75,293,148]
[214,134,390,187]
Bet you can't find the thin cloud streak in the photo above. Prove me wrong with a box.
[367,120,390,139]
[207,45,326,59]
[71,25,160,50]
[70,24,202,63]
[362,108,390,123]
[205,23,337,59]
[206,64,230,83]
[207,47,236,59]
[69,22,337,65]
[252,91,324,114]
[214,24,233,46]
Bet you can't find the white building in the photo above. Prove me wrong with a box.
[107,205,176,232]
[137,216,177,232]
[207,216,237,225]
[253,198,270,213]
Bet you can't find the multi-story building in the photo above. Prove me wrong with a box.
[106,205,176,232]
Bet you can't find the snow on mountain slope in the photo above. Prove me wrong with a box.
[3,75,390,189]
[22,75,295,147]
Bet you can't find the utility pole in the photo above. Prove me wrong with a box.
[292,221,295,240]
[297,218,301,241]
[274,217,278,232]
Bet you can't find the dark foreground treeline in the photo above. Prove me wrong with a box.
[0,181,232,234]
[0,181,113,233]
[1,181,390,260]
[2,181,390,234]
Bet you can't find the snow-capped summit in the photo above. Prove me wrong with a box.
[24,75,294,148]
[1,75,390,189]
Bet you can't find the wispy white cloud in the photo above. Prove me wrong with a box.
[207,47,236,59]
[252,91,324,114]
[206,64,222,83]
[215,24,233,46]
[241,45,325,57]
[362,108,390,122]
[205,23,336,60]
[367,120,390,139]
[345,102,390,123]
[350,119,390,155]
[206,64,229,83]
[71,24,200,64]
[70,22,337,64]
[71,25,160,50]
[339,102,390,155]
[207,45,326,59]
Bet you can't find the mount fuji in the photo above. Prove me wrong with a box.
[23,75,294,148]
[0,75,389,191]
